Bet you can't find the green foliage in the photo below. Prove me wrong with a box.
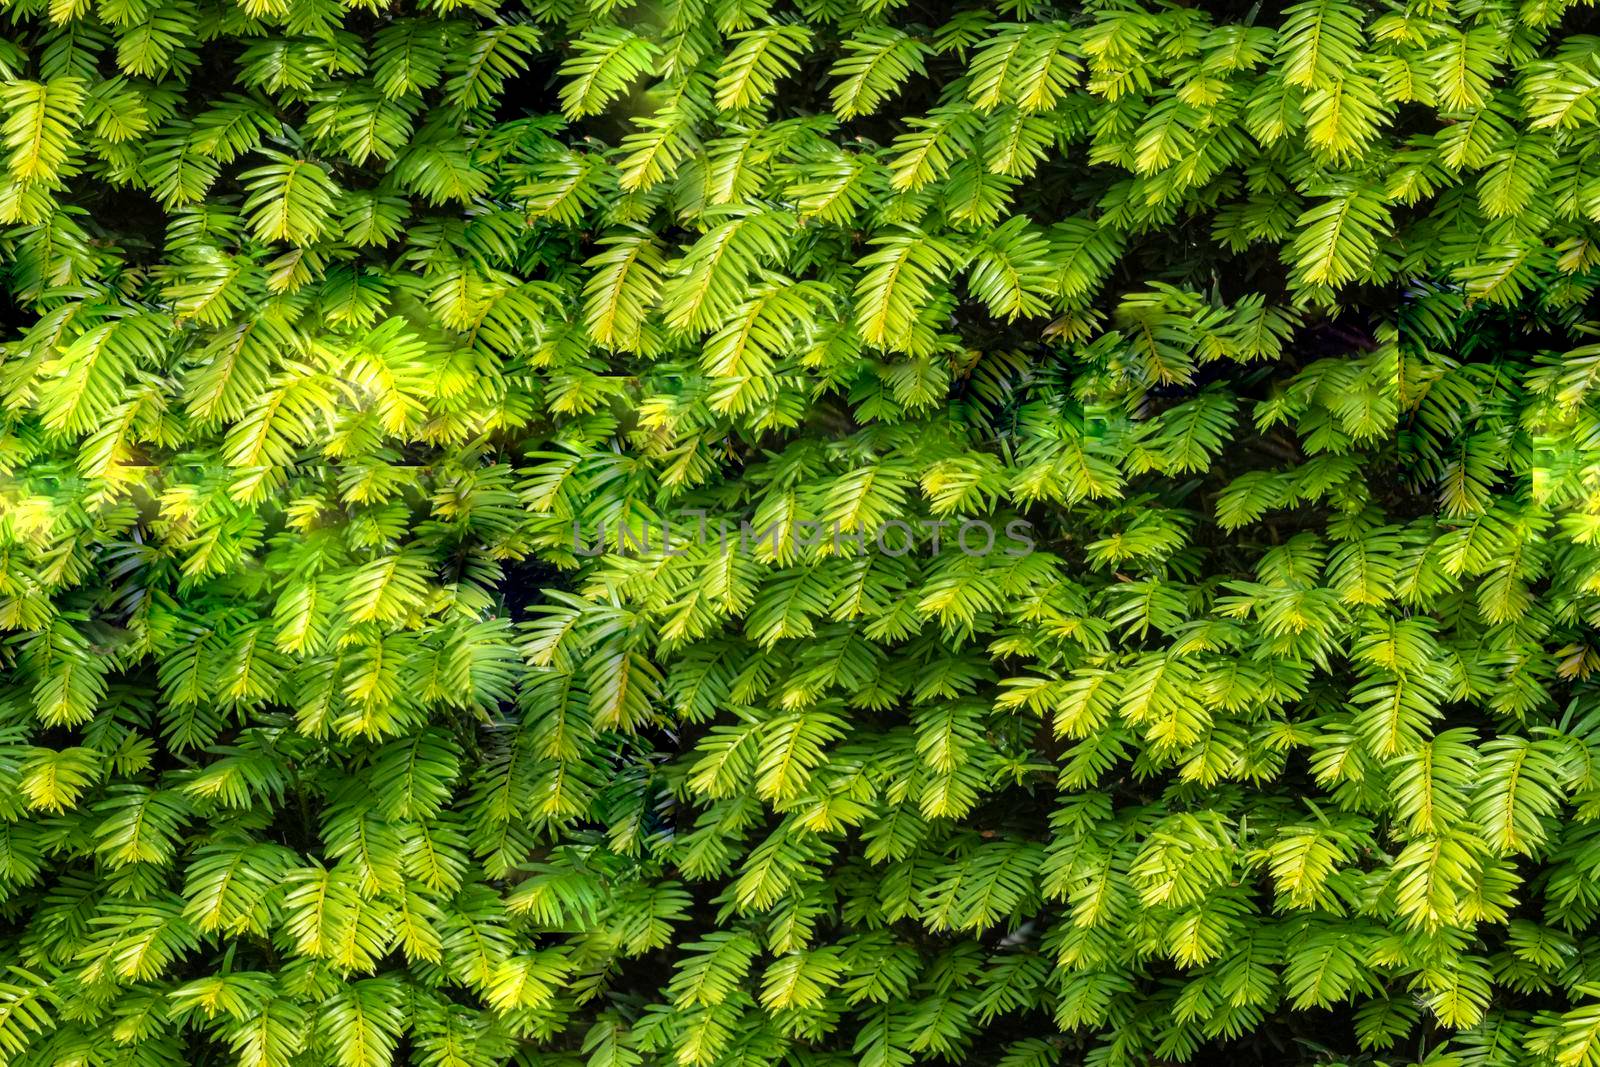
[4,0,1600,1065]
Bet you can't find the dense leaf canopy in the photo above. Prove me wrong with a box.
[4,0,1600,1064]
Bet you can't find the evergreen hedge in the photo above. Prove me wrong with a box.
[3,0,1600,1063]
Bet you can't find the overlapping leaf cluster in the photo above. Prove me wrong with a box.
[5,0,1600,1063]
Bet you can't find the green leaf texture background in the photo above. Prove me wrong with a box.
[2,0,1600,1064]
